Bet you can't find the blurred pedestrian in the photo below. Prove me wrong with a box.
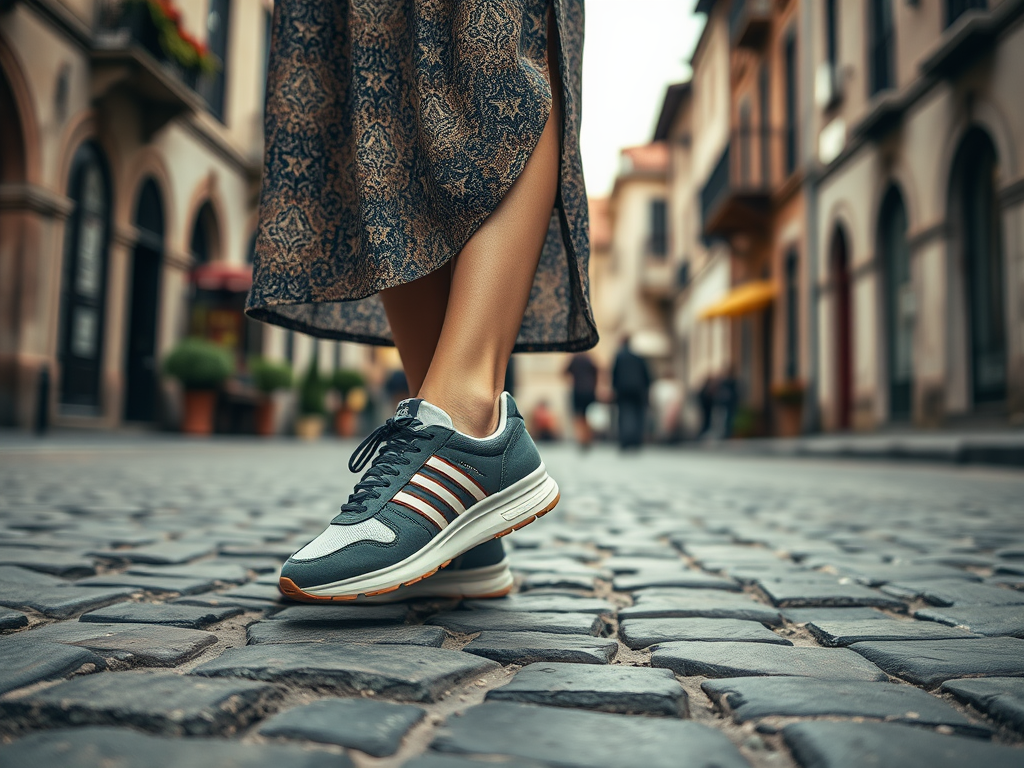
[384,369,409,410]
[246,2,596,603]
[697,376,716,438]
[529,400,560,442]
[566,352,598,450]
[717,366,739,439]
[612,336,651,451]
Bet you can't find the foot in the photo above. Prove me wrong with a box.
[279,393,557,601]
[357,539,513,602]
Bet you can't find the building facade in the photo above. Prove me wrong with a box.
[811,0,1024,430]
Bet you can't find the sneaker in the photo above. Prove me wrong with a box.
[358,539,513,602]
[279,393,557,601]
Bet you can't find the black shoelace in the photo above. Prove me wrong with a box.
[339,415,432,515]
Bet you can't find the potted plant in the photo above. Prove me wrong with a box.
[250,357,293,436]
[295,359,328,440]
[771,380,805,438]
[331,369,366,437]
[123,0,219,79]
[163,338,234,435]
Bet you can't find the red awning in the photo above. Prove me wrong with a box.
[191,262,253,293]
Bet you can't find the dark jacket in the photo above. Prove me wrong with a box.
[612,347,651,403]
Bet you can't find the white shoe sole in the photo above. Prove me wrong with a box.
[356,559,515,603]
[280,465,557,601]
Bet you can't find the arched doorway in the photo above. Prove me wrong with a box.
[878,185,912,421]
[58,142,112,413]
[831,226,852,430]
[124,178,164,422]
[952,127,1006,405]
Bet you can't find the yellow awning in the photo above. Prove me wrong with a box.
[699,281,777,319]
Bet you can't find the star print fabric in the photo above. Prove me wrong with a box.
[246,0,597,353]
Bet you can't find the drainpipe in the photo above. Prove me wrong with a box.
[801,0,821,433]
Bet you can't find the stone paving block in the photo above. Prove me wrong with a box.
[619,618,792,650]
[193,642,499,702]
[406,754,548,768]
[0,639,105,694]
[172,594,284,613]
[245,621,446,647]
[0,547,97,577]
[462,631,618,665]
[651,641,887,681]
[832,564,981,586]
[850,637,1024,686]
[258,698,426,757]
[702,677,989,735]
[758,579,906,609]
[0,583,137,619]
[619,593,783,625]
[79,602,243,629]
[914,604,1024,638]
[520,572,598,591]
[0,727,350,768]
[0,564,64,585]
[427,610,603,636]
[124,562,251,583]
[780,607,889,624]
[431,701,751,768]
[807,618,980,646]
[73,573,218,595]
[783,721,1024,768]
[89,540,216,565]
[15,621,218,666]
[941,677,1024,733]
[462,594,615,615]
[612,569,740,592]
[486,662,687,716]
[219,543,297,559]
[0,669,275,736]
[882,578,1024,606]
[267,604,408,625]
[0,606,28,629]
[217,583,289,602]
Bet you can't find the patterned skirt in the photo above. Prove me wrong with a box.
[246,0,597,353]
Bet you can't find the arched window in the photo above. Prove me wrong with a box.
[58,142,112,412]
[190,202,219,265]
[879,185,912,420]
[868,0,895,95]
[784,250,799,381]
[831,226,853,430]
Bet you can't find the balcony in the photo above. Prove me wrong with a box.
[91,0,204,135]
[640,253,676,300]
[701,128,789,239]
[729,0,772,49]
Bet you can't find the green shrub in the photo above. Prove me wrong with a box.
[250,357,293,394]
[163,338,234,390]
[298,359,329,416]
[331,369,365,396]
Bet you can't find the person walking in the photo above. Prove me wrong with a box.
[565,352,598,450]
[611,337,651,451]
[697,376,716,439]
[717,367,739,439]
[246,1,596,602]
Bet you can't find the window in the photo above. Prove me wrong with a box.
[946,0,986,28]
[739,98,752,186]
[868,0,895,96]
[198,0,232,121]
[284,330,295,365]
[758,64,770,184]
[784,251,799,380]
[261,6,273,110]
[825,0,838,69]
[649,199,667,257]
[784,33,797,175]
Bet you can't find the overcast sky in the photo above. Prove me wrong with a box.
[579,1,705,197]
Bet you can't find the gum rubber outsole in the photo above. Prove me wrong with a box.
[278,493,560,603]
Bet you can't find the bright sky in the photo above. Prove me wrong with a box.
[580,0,705,197]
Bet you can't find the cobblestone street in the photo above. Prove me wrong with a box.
[1,437,1023,767]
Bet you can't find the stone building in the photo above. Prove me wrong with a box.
[810,0,1024,430]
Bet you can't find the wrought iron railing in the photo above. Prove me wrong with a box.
[946,0,987,28]
[728,0,772,46]
[94,0,199,89]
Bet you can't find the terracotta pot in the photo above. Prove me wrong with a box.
[335,407,358,437]
[255,398,276,437]
[182,390,216,435]
[296,414,325,440]
[776,401,803,438]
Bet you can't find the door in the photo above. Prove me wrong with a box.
[960,130,1006,404]
[832,228,853,430]
[58,143,110,413]
[880,186,912,420]
[124,180,164,422]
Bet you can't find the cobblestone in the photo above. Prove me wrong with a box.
[2,440,1023,765]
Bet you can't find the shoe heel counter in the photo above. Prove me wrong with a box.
[501,419,543,487]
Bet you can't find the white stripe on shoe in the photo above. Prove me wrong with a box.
[425,456,487,502]
[392,491,449,530]
[409,472,467,515]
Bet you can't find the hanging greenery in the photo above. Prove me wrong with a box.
[129,0,219,74]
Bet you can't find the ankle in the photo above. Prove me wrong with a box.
[418,383,501,438]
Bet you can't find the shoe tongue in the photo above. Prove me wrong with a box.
[395,398,454,430]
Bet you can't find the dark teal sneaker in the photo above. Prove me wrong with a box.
[279,393,556,601]
[358,539,513,602]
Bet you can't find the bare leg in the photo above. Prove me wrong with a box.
[379,262,450,394]
[383,9,562,437]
